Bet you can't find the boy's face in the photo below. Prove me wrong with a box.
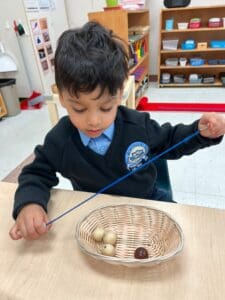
[59,86,123,138]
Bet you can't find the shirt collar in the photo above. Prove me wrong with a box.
[78,122,115,146]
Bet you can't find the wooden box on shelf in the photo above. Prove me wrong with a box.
[158,5,225,87]
[88,9,150,107]
[0,93,7,119]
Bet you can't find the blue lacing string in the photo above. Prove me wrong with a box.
[47,130,200,225]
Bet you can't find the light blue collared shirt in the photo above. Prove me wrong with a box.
[78,123,115,155]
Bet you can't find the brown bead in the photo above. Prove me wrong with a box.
[134,247,149,259]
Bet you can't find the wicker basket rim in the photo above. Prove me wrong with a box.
[75,204,184,265]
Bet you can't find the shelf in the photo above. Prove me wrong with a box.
[160,64,225,70]
[135,70,148,89]
[135,82,149,106]
[129,53,149,73]
[159,5,225,88]
[161,5,225,12]
[128,32,149,43]
[159,79,223,87]
[161,27,225,33]
[161,48,225,54]
[127,9,149,14]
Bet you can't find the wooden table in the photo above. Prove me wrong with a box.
[1,182,225,300]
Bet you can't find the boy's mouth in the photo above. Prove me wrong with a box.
[86,129,102,137]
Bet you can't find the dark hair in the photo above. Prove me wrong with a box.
[55,21,129,98]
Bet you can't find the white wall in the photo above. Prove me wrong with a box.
[65,0,105,28]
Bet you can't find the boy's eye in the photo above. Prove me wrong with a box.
[101,107,113,112]
[72,106,113,113]
[72,107,86,113]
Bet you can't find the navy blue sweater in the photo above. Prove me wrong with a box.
[13,106,222,218]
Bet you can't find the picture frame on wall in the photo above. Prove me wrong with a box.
[39,17,48,30]
[46,44,53,55]
[30,19,40,35]
[41,59,49,71]
[42,31,50,42]
[34,34,43,46]
[38,48,46,59]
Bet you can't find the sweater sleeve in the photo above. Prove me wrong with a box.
[145,117,223,159]
[12,118,71,219]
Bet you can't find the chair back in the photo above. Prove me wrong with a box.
[154,159,173,201]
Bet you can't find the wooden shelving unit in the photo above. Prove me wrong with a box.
[88,9,150,106]
[158,5,225,87]
[0,93,7,119]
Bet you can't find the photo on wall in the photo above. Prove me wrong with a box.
[30,19,40,35]
[39,17,48,30]
[42,30,50,42]
[46,43,53,55]
[41,59,49,71]
[38,48,46,59]
[34,34,43,46]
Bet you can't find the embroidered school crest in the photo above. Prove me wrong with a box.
[125,142,149,171]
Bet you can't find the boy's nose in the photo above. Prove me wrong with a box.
[87,114,101,127]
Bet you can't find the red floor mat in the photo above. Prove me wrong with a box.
[137,97,225,112]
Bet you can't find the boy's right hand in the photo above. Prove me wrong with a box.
[9,204,51,240]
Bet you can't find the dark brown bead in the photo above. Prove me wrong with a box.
[134,247,149,259]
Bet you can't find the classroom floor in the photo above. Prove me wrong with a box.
[1,82,225,209]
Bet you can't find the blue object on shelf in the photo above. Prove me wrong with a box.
[190,58,205,66]
[208,59,218,65]
[165,19,174,30]
[218,59,225,65]
[210,40,225,48]
[181,40,196,50]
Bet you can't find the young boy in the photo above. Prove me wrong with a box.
[10,21,225,240]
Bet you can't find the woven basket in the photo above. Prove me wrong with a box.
[75,204,184,267]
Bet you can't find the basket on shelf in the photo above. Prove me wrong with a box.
[75,204,184,267]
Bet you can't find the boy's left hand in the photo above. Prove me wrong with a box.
[198,112,225,139]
